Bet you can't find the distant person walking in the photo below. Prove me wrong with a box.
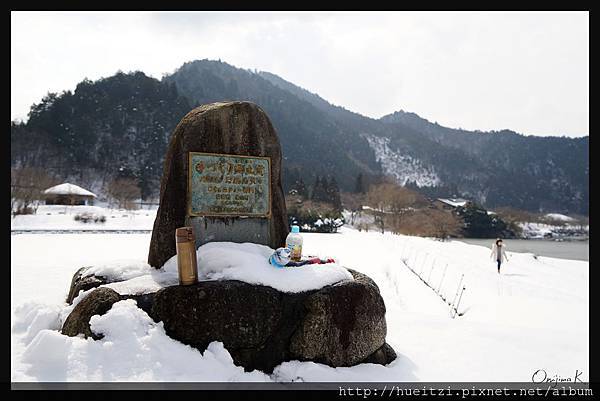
[491,239,509,273]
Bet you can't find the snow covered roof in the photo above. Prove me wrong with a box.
[436,198,469,208]
[43,183,97,197]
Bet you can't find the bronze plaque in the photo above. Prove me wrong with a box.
[188,152,271,217]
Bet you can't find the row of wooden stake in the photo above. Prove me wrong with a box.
[400,243,466,318]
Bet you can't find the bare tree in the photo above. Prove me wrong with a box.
[366,181,426,234]
[11,167,58,216]
[106,178,141,210]
[396,211,426,236]
[423,208,463,239]
[494,207,535,236]
[340,191,366,225]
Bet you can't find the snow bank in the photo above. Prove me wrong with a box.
[11,229,589,382]
[12,301,62,345]
[19,300,270,381]
[272,358,417,382]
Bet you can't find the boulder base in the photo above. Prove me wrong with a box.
[151,269,393,373]
[63,267,396,373]
[288,270,388,367]
[61,287,121,339]
[66,266,108,304]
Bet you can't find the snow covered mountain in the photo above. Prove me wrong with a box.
[11,59,588,215]
[363,134,441,187]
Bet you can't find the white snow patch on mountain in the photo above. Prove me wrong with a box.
[364,135,440,187]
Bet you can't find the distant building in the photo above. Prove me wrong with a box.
[434,198,471,210]
[43,183,97,206]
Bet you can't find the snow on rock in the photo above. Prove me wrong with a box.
[364,134,441,187]
[68,260,169,298]
[163,242,354,293]
[58,288,96,326]
[86,260,154,282]
[65,242,353,297]
[104,275,173,296]
[19,300,271,381]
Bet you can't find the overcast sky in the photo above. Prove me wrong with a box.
[11,11,588,137]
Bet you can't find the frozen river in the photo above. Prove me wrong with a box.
[455,238,589,261]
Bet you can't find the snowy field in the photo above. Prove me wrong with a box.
[11,227,588,382]
[11,205,156,231]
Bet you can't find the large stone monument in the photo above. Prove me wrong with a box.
[148,101,288,268]
[60,101,397,374]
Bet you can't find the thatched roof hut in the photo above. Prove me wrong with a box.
[43,183,97,206]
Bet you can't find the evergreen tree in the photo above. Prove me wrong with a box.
[326,176,342,210]
[311,175,321,201]
[285,168,308,199]
[13,71,190,199]
[455,203,512,238]
[282,167,298,193]
[295,177,308,199]
[311,175,329,203]
[354,172,365,194]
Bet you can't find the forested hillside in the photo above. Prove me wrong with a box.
[11,59,588,215]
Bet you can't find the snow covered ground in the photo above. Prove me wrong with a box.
[11,228,588,382]
[11,205,156,231]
